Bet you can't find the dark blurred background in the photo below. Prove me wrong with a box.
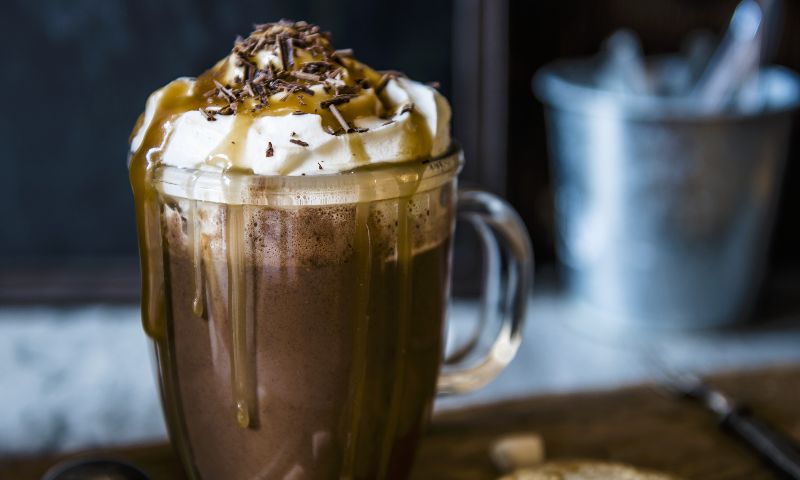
[1,0,799,302]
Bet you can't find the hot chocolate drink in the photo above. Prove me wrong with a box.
[130,20,529,480]
[154,177,454,479]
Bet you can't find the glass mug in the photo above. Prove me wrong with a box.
[131,144,532,479]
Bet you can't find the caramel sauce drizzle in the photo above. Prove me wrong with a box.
[376,166,425,478]
[226,201,254,429]
[340,201,373,478]
[186,171,205,318]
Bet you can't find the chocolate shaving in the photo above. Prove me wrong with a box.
[292,71,323,82]
[379,69,407,78]
[276,34,289,71]
[252,70,269,84]
[320,94,357,108]
[375,70,406,94]
[213,80,236,102]
[199,108,217,121]
[333,48,354,58]
[290,138,309,147]
[285,37,294,69]
[301,61,334,74]
[334,84,359,95]
[328,104,350,132]
[242,83,256,98]
[266,142,274,157]
[272,79,315,96]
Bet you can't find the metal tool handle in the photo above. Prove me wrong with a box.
[723,410,800,479]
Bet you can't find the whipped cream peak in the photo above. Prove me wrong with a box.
[130,20,451,176]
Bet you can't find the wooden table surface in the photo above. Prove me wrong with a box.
[3,365,799,479]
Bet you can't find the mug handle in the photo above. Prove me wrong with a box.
[437,189,534,395]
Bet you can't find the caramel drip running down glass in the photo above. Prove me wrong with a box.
[129,21,533,480]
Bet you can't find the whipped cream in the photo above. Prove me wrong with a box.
[130,21,451,176]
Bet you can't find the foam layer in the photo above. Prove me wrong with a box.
[161,181,456,268]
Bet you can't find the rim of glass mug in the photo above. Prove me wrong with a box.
[533,56,800,121]
[152,143,464,206]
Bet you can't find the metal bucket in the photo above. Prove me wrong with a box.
[533,58,800,329]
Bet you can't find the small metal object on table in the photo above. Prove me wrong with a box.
[660,369,800,479]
